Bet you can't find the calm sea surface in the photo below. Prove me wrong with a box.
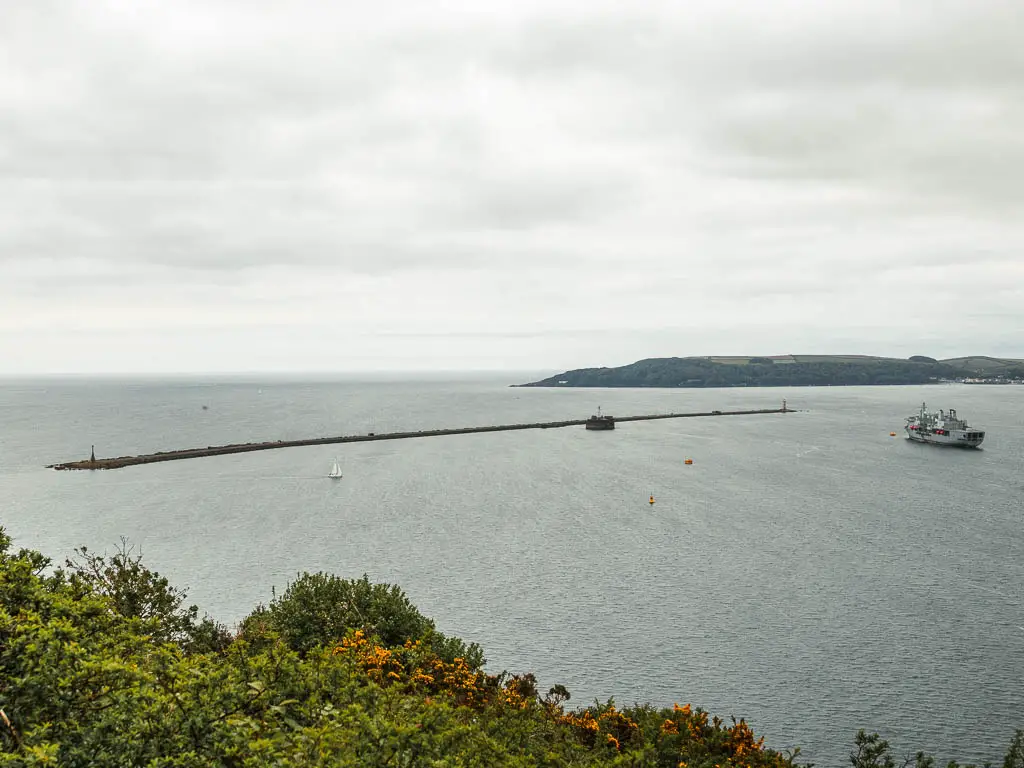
[1,376,1021,766]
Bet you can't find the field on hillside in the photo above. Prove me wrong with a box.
[941,356,1024,372]
[705,354,899,365]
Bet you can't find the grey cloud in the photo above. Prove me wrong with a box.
[0,177,611,274]
[1,0,1022,371]
[475,2,1024,212]
[485,2,1024,91]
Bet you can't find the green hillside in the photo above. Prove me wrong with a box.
[519,355,1024,388]
[940,355,1024,373]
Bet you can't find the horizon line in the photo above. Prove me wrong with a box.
[0,353,1021,379]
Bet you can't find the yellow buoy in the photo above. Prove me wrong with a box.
[649,495,655,505]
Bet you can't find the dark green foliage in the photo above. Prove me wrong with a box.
[243,571,485,668]
[1,531,152,764]
[847,728,1024,768]
[850,730,898,768]
[185,615,235,654]
[260,572,427,651]
[1005,731,1024,768]
[545,684,571,707]
[427,626,486,670]
[60,537,231,652]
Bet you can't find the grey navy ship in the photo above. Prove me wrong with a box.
[904,403,985,448]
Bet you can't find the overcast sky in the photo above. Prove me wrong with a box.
[2,0,1022,374]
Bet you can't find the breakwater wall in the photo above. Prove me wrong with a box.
[48,406,793,471]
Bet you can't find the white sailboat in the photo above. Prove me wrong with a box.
[328,458,343,479]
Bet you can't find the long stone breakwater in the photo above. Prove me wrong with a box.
[48,406,793,471]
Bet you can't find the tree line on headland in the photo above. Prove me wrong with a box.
[518,355,1024,388]
[1,528,1021,767]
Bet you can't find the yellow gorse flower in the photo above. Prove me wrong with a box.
[328,640,783,766]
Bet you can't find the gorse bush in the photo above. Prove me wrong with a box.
[0,527,1019,767]
[849,729,1024,768]
[242,571,484,668]
[60,538,233,654]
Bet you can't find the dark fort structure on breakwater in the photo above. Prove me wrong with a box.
[48,401,792,471]
[585,406,616,430]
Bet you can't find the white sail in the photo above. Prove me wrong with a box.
[328,459,343,478]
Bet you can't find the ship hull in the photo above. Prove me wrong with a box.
[905,430,984,448]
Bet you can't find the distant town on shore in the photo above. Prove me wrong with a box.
[517,354,1024,388]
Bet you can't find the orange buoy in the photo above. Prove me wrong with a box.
[889,432,896,437]
[649,495,655,505]
[684,458,693,465]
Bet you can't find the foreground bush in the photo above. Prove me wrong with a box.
[0,527,1019,767]
[239,571,484,668]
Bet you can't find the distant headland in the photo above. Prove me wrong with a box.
[516,354,1024,388]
